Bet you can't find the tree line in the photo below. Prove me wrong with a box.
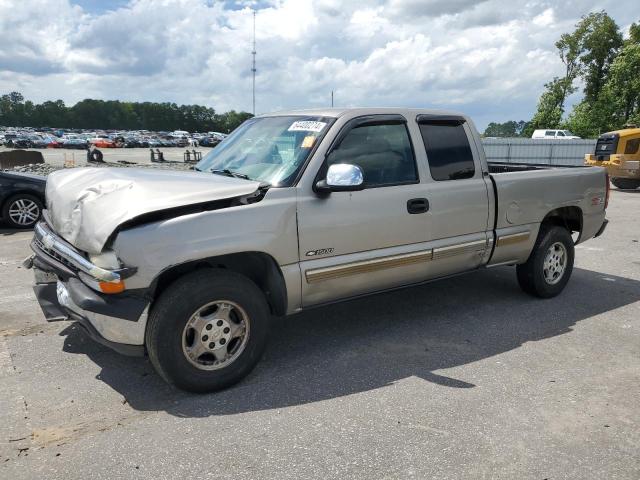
[0,92,253,133]
[485,12,640,138]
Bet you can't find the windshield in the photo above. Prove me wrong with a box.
[195,115,333,186]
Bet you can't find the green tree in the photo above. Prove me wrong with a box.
[483,120,529,137]
[566,21,640,137]
[524,78,569,135]
[577,11,624,102]
[0,91,252,133]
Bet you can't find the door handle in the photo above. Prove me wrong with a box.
[407,198,429,214]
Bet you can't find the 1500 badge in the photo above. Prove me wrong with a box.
[306,248,334,257]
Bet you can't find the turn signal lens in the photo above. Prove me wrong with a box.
[78,271,125,294]
[98,281,125,294]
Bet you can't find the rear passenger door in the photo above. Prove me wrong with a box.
[415,115,493,278]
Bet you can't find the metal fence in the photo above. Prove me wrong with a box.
[481,138,596,166]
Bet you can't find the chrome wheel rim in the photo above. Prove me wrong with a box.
[543,242,567,285]
[181,300,250,370]
[8,198,40,226]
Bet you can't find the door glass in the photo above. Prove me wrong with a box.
[624,138,640,154]
[327,123,417,187]
[418,122,475,181]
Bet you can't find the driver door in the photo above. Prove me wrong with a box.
[296,115,432,306]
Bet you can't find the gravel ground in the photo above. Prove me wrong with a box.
[1,147,213,175]
[0,189,638,479]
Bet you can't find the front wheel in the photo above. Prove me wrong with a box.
[146,269,270,393]
[516,225,574,298]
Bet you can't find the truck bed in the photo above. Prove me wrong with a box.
[487,161,578,174]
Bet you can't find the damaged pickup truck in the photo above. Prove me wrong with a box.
[26,108,609,392]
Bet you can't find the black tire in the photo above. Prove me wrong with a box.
[611,177,640,190]
[516,225,574,298]
[88,149,104,163]
[2,193,43,229]
[146,269,270,393]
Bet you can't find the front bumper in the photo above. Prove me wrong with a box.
[28,219,148,356]
[33,282,145,357]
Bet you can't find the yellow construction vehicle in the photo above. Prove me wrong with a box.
[585,126,640,189]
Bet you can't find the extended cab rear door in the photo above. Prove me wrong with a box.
[414,114,493,278]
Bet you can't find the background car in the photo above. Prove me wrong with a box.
[198,136,221,147]
[7,136,34,148]
[62,138,89,149]
[0,171,46,228]
[90,138,116,148]
[532,129,581,139]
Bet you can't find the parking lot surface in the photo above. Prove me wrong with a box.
[1,189,639,479]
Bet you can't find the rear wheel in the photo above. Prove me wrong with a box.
[146,269,270,393]
[2,194,43,229]
[516,225,574,298]
[611,177,640,190]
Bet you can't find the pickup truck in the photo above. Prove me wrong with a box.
[26,108,609,392]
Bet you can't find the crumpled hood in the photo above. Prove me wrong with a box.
[46,168,261,254]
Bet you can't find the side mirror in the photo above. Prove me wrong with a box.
[315,163,364,194]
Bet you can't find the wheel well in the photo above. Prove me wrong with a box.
[541,206,583,240]
[150,252,288,316]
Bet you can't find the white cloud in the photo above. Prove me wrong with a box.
[0,0,635,129]
[533,8,555,27]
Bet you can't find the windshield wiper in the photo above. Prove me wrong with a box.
[210,169,251,180]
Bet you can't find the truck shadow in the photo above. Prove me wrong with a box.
[60,266,640,417]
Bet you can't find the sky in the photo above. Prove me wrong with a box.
[0,0,637,130]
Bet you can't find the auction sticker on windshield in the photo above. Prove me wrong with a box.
[288,121,327,132]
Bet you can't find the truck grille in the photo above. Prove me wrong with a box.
[594,133,619,160]
[33,235,77,271]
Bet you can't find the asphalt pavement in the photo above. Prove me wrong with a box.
[0,189,638,479]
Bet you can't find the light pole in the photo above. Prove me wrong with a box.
[251,10,256,116]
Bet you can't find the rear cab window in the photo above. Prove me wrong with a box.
[417,116,475,181]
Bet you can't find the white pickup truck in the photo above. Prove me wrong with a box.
[27,108,609,392]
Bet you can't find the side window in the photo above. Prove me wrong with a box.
[418,122,475,181]
[624,138,640,154]
[545,130,555,137]
[557,131,565,137]
[327,123,417,187]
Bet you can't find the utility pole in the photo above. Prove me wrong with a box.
[251,10,257,116]
[331,90,334,108]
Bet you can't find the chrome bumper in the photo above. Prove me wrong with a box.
[32,221,123,282]
[32,275,147,356]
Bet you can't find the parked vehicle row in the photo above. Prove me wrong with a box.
[0,127,227,150]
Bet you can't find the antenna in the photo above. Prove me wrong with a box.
[251,10,257,116]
